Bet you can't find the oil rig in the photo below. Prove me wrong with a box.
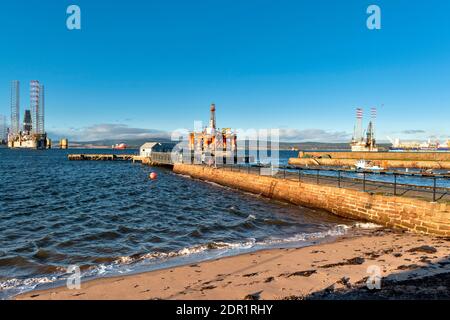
[0,114,7,145]
[7,80,49,149]
[350,107,378,152]
[188,103,238,162]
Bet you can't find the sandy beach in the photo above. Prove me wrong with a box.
[15,228,450,300]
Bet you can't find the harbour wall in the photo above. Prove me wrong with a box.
[288,157,450,169]
[299,151,450,161]
[173,164,450,236]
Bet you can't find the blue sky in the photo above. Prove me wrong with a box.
[0,0,449,142]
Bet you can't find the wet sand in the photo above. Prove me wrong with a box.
[16,229,450,300]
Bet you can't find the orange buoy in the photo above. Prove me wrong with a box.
[149,172,158,180]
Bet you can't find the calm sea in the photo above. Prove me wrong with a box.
[0,148,352,299]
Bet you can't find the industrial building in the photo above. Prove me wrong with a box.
[140,142,176,157]
[7,80,48,149]
[389,137,450,152]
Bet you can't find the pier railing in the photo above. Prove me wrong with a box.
[205,163,450,203]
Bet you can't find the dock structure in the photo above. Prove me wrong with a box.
[67,153,172,166]
[68,154,139,162]
[68,152,253,167]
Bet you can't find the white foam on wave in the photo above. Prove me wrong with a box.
[112,224,350,265]
[353,222,383,229]
[1,224,350,299]
[202,180,231,189]
[256,224,350,245]
[0,275,58,291]
[120,239,258,264]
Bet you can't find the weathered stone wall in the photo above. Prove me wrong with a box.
[299,151,450,161]
[173,164,450,236]
[141,156,174,168]
[289,157,450,169]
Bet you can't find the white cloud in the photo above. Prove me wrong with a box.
[48,123,170,142]
[401,130,426,135]
[48,124,353,143]
[278,128,351,142]
[385,130,449,141]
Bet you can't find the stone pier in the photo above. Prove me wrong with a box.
[173,164,450,236]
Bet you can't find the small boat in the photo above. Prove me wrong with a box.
[355,160,383,171]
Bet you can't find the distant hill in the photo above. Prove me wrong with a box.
[279,142,350,150]
[279,142,390,151]
[69,138,391,151]
[70,138,172,149]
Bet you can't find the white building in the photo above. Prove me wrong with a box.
[140,142,160,157]
[140,142,176,157]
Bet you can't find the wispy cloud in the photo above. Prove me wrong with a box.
[278,128,351,142]
[401,130,426,135]
[48,123,170,142]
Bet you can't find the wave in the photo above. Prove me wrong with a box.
[258,224,350,245]
[353,222,383,229]
[88,224,351,266]
[0,224,351,299]
[0,276,58,292]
